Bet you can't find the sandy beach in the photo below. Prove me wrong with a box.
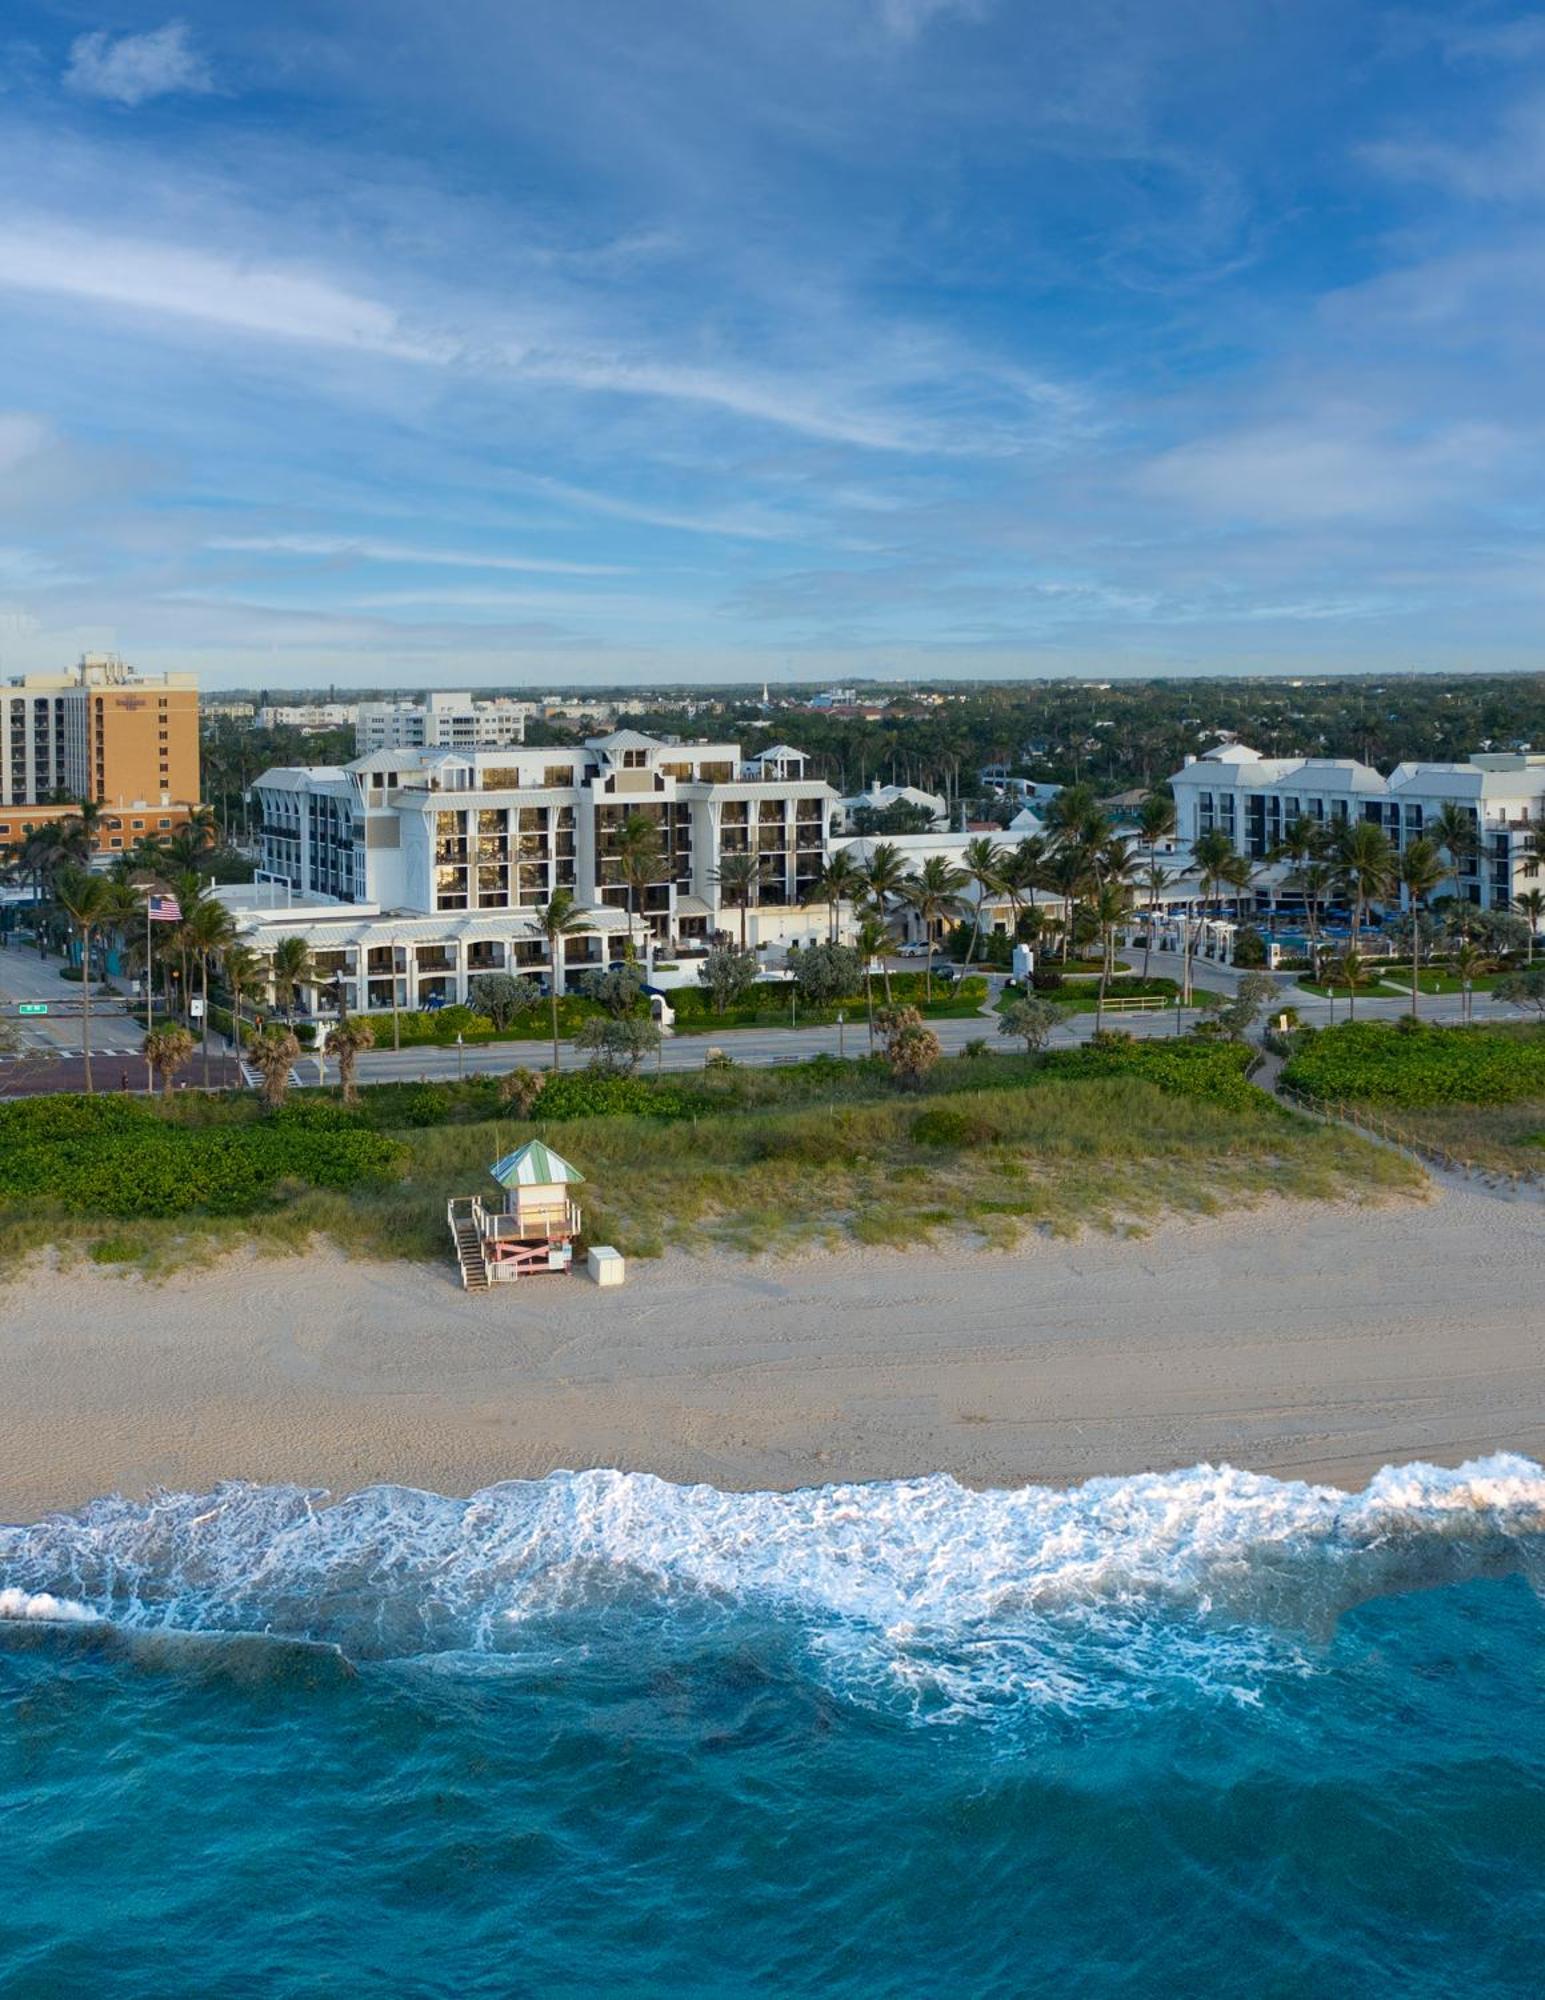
[1,1180,1541,1518]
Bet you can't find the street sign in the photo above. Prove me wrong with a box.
[17,1002,47,1016]
[190,997,206,1018]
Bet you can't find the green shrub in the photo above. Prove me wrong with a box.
[753,1121,854,1164]
[1281,1022,1545,1107]
[910,1104,999,1147]
[533,1071,696,1121]
[393,1083,454,1126]
[0,1094,155,1143]
[0,1125,406,1218]
[267,1098,362,1131]
[1042,1038,1261,1108]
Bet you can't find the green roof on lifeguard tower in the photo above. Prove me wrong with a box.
[489,1141,586,1189]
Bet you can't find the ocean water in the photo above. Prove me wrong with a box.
[2,1458,1543,1999]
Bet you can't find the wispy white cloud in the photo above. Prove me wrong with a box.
[63,21,213,108]
[0,213,1039,452]
[1362,83,1545,206]
[1136,416,1514,525]
[207,532,630,575]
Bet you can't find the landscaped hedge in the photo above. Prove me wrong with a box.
[0,1096,404,1216]
[1281,1023,1545,1107]
[376,996,607,1046]
[669,971,987,1026]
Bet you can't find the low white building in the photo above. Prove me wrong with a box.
[242,729,838,1013]
[256,702,359,730]
[836,779,948,831]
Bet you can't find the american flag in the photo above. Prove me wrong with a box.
[146,894,181,923]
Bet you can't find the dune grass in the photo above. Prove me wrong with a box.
[0,1063,1423,1276]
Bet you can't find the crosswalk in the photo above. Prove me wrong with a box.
[239,1060,304,1090]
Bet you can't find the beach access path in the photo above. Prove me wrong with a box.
[3,1177,1540,1518]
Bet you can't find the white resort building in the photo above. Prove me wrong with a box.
[233,730,838,1016]
[354,691,535,755]
[1169,742,1545,913]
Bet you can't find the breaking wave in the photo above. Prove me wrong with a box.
[3,1457,1542,1719]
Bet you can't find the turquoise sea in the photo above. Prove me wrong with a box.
[2,1457,1543,1998]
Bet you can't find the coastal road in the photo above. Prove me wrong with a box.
[4,937,1538,1096]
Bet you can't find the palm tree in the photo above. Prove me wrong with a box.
[325,1016,375,1104]
[533,887,588,1070]
[221,942,266,1041]
[959,836,1005,963]
[1187,828,1238,1005]
[1290,858,1334,966]
[1137,861,1179,986]
[853,910,894,1035]
[805,850,865,943]
[711,850,765,950]
[1430,800,1478,936]
[1397,836,1446,1020]
[181,894,236,1084]
[1136,791,1176,864]
[1091,880,1135,1033]
[1045,843,1095,965]
[98,879,147,986]
[1452,940,1486,1025]
[900,856,968,999]
[1330,943,1369,1022]
[861,841,909,916]
[1272,814,1326,875]
[1332,819,1396,947]
[1042,782,1104,849]
[246,1026,301,1111]
[1512,887,1545,962]
[270,935,313,1027]
[610,813,667,959]
[54,869,115,1093]
[142,1022,195,1098]
[997,836,1046,940]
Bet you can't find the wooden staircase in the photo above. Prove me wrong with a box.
[447,1198,489,1291]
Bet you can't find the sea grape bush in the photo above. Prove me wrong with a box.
[1042,1039,1261,1107]
[1281,1023,1545,1106]
[0,1124,406,1218]
[529,1072,696,1121]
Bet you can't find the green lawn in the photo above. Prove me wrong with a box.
[0,1045,1421,1273]
[1383,968,1506,996]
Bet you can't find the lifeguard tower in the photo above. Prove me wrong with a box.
[447,1140,584,1290]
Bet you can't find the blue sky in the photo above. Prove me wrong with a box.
[2,2,1544,688]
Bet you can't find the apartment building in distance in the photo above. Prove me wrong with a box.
[1170,741,1545,911]
[256,702,359,730]
[354,690,534,755]
[237,729,837,1014]
[2,654,199,810]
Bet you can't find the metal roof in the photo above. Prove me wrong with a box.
[489,1141,586,1189]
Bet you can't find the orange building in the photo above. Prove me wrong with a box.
[2,655,200,810]
[0,800,198,858]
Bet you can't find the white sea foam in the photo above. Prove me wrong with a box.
[2,1458,1541,1717]
[0,1586,98,1624]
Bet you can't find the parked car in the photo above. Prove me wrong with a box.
[896,941,929,959]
